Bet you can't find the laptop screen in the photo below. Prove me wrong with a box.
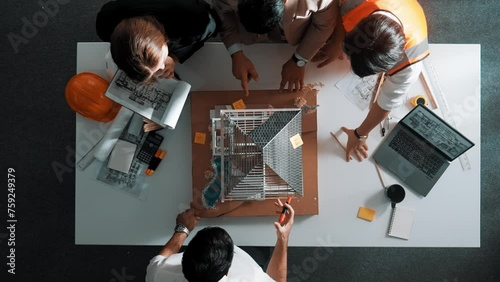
[400,105,474,161]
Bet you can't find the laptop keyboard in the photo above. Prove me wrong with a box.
[388,130,445,178]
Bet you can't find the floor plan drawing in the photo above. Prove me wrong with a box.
[336,72,380,111]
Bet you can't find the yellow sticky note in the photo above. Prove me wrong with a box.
[232,99,246,109]
[357,206,376,221]
[290,134,303,149]
[194,132,207,144]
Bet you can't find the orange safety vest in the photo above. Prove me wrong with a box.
[341,0,429,75]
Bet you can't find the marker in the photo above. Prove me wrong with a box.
[145,149,167,176]
[278,197,293,224]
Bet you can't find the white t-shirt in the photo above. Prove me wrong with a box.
[377,61,423,111]
[145,245,275,282]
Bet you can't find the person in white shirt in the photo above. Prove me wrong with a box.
[312,0,429,162]
[145,199,294,282]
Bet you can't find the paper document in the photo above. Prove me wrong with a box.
[105,69,191,129]
[336,72,380,111]
[107,140,137,173]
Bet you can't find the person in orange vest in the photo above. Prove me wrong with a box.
[313,0,429,162]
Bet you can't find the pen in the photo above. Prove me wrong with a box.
[380,116,390,137]
[278,196,293,224]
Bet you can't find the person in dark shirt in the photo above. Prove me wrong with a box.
[96,0,219,83]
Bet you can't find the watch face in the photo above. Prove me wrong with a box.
[296,60,306,67]
[175,224,190,236]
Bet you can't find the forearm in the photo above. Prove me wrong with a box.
[266,238,288,282]
[158,232,187,257]
[295,2,338,59]
[213,0,241,49]
[357,102,390,136]
[329,13,345,51]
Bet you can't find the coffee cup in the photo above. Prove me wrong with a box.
[385,184,405,208]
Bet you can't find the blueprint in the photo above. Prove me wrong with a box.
[335,72,381,111]
[95,118,150,200]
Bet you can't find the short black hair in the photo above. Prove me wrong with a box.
[343,13,406,77]
[238,0,284,34]
[182,227,234,282]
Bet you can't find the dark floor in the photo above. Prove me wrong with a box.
[1,0,499,281]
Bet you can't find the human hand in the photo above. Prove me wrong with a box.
[142,118,163,132]
[280,59,305,92]
[176,208,200,232]
[341,127,369,162]
[156,56,176,79]
[231,51,259,96]
[311,41,344,68]
[273,198,294,242]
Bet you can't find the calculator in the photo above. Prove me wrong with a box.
[137,132,164,164]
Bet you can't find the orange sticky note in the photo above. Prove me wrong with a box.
[357,206,376,221]
[232,99,246,109]
[194,132,207,144]
[289,134,303,149]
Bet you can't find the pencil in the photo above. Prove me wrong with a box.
[419,72,438,109]
[370,72,385,108]
[374,161,386,189]
[329,131,352,160]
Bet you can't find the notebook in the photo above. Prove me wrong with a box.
[372,104,474,197]
[388,206,416,240]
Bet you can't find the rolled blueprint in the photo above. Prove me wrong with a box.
[93,107,134,162]
[104,70,191,130]
[160,80,191,129]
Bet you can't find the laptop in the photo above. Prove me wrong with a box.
[372,104,474,197]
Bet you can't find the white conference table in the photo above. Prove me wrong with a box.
[75,42,480,247]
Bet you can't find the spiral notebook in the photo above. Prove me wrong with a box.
[388,206,416,240]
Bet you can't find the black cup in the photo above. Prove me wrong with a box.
[385,184,405,208]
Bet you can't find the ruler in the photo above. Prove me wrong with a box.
[76,137,103,171]
[421,59,472,171]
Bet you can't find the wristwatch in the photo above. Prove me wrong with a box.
[354,128,368,142]
[291,53,307,67]
[174,224,190,236]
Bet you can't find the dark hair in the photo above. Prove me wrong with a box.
[237,0,284,34]
[343,13,405,77]
[182,227,234,282]
[110,16,167,84]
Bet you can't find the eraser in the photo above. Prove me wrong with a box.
[357,206,376,221]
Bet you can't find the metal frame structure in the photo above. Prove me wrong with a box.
[211,108,303,201]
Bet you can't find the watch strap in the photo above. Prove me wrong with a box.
[354,128,368,140]
[291,53,307,67]
[174,224,190,236]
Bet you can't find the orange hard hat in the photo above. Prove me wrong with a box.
[65,72,121,122]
